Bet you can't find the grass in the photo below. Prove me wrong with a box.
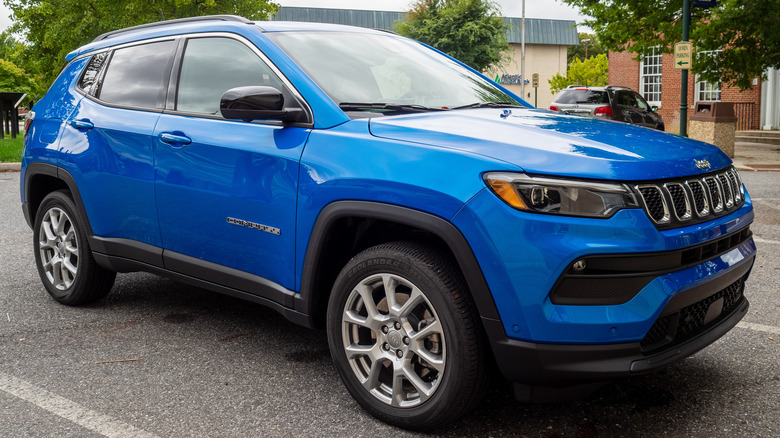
[0,134,24,163]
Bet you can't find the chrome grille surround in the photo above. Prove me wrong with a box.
[634,167,745,228]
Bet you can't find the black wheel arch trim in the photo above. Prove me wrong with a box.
[23,162,93,236]
[297,201,501,321]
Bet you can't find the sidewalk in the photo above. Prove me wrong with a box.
[731,141,780,172]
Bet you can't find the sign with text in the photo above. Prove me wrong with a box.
[532,73,539,88]
[674,42,693,70]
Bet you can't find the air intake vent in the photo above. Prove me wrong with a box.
[634,167,745,229]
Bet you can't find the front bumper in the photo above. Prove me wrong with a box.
[484,252,752,386]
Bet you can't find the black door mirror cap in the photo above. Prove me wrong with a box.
[221,86,289,122]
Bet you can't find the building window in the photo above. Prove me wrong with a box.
[695,50,721,102]
[640,46,662,104]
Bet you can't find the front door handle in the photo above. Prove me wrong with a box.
[70,119,94,130]
[159,133,192,146]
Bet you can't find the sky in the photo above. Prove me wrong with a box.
[0,0,590,34]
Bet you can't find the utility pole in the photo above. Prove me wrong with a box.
[521,0,526,99]
[680,0,691,136]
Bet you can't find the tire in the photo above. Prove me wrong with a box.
[326,241,487,430]
[33,190,116,305]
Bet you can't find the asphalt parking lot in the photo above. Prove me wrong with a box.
[1,169,778,438]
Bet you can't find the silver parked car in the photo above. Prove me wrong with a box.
[549,85,665,131]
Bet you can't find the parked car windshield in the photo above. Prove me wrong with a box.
[554,89,609,104]
[268,31,523,113]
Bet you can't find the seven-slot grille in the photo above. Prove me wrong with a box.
[635,167,744,228]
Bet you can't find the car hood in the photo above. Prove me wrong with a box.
[368,108,730,181]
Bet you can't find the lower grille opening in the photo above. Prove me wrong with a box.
[640,278,744,353]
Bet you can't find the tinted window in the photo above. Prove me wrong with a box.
[177,37,284,115]
[617,91,650,110]
[78,52,109,95]
[555,90,609,104]
[98,40,175,109]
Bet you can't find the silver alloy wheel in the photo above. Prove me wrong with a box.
[341,273,446,408]
[38,207,79,290]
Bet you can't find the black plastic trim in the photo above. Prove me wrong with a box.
[23,163,94,236]
[163,250,296,308]
[550,225,753,305]
[488,254,753,386]
[92,252,312,327]
[298,201,500,321]
[89,236,163,268]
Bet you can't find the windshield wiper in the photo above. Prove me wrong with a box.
[451,102,523,110]
[338,102,445,114]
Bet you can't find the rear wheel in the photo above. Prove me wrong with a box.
[33,190,115,305]
[327,241,487,430]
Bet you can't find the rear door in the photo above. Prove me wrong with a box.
[60,40,177,251]
[153,35,310,294]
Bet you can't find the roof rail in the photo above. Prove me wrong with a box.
[92,15,252,42]
[566,84,586,89]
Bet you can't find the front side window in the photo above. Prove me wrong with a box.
[640,46,662,104]
[268,31,520,110]
[176,37,284,115]
[617,91,650,110]
[98,40,176,109]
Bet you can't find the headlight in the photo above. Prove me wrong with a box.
[484,172,639,218]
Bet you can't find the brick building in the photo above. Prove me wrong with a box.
[609,50,780,134]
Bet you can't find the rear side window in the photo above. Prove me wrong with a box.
[98,40,176,109]
[176,37,284,115]
[555,90,609,104]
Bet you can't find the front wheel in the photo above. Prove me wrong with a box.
[33,190,116,305]
[327,242,487,430]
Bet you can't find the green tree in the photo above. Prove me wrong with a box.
[568,32,605,64]
[561,0,780,90]
[548,53,608,94]
[0,58,39,97]
[4,0,279,86]
[393,0,509,72]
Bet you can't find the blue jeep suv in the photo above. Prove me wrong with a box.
[20,16,755,430]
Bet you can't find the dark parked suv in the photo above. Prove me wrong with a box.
[21,16,753,430]
[550,85,665,131]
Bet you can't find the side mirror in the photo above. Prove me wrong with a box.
[651,105,658,112]
[220,86,287,122]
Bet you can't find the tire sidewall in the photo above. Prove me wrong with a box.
[33,191,89,303]
[327,245,475,429]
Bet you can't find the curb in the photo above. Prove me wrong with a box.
[0,163,21,172]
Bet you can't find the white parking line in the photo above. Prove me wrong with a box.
[0,372,160,438]
[737,322,780,335]
[753,237,780,245]
[751,198,780,211]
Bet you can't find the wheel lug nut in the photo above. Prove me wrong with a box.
[381,325,389,334]
[396,350,403,358]
[383,343,390,351]
[403,336,409,345]
[394,321,401,330]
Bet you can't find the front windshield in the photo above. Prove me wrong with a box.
[268,31,523,111]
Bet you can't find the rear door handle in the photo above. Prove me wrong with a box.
[159,133,192,146]
[70,119,94,130]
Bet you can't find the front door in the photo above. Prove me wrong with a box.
[154,36,310,292]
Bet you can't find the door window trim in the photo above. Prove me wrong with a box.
[73,36,180,113]
[165,32,313,128]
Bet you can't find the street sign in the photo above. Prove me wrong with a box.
[674,42,693,70]
[532,73,539,88]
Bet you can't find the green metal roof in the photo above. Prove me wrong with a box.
[272,7,579,46]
